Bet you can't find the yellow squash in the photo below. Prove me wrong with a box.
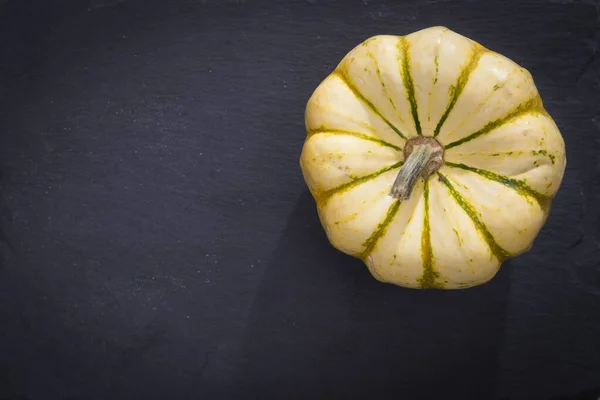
[299,26,566,289]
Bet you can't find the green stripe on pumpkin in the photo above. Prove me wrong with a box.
[444,96,545,150]
[418,178,443,289]
[307,128,403,152]
[317,161,404,205]
[399,37,422,136]
[334,70,407,140]
[360,200,401,258]
[437,173,511,261]
[366,50,405,125]
[445,162,550,211]
[433,52,440,86]
[433,45,487,137]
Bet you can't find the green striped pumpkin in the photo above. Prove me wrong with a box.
[299,26,566,289]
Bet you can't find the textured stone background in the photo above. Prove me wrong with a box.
[0,0,598,399]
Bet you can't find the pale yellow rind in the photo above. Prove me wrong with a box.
[445,113,566,196]
[338,35,417,138]
[427,178,501,289]
[300,132,403,195]
[439,166,546,255]
[405,26,477,136]
[319,168,399,256]
[300,26,567,289]
[436,52,539,145]
[365,180,425,288]
[305,74,405,147]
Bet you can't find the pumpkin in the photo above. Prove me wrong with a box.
[299,26,566,289]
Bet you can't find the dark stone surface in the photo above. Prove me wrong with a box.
[0,0,598,399]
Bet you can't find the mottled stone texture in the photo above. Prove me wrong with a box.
[0,0,598,399]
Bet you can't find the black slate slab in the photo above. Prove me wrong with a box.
[0,0,598,399]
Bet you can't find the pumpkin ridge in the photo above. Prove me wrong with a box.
[433,44,487,137]
[445,162,551,211]
[359,200,401,259]
[307,97,376,133]
[442,73,511,142]
[437,173,511,261]
[399,37,422,136]
[307,128,403,152]
[444,95,545,150]
[418,178,443,288]
[452,150,523,157]
[300,28,567,290]
[316,161,404,205]
[366,49,406,126]
[333,70,407,140]
[427,30,444,123]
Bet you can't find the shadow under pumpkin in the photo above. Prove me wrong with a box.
[234,190,512,399]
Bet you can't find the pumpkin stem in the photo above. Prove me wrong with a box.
[390,137,444,200]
